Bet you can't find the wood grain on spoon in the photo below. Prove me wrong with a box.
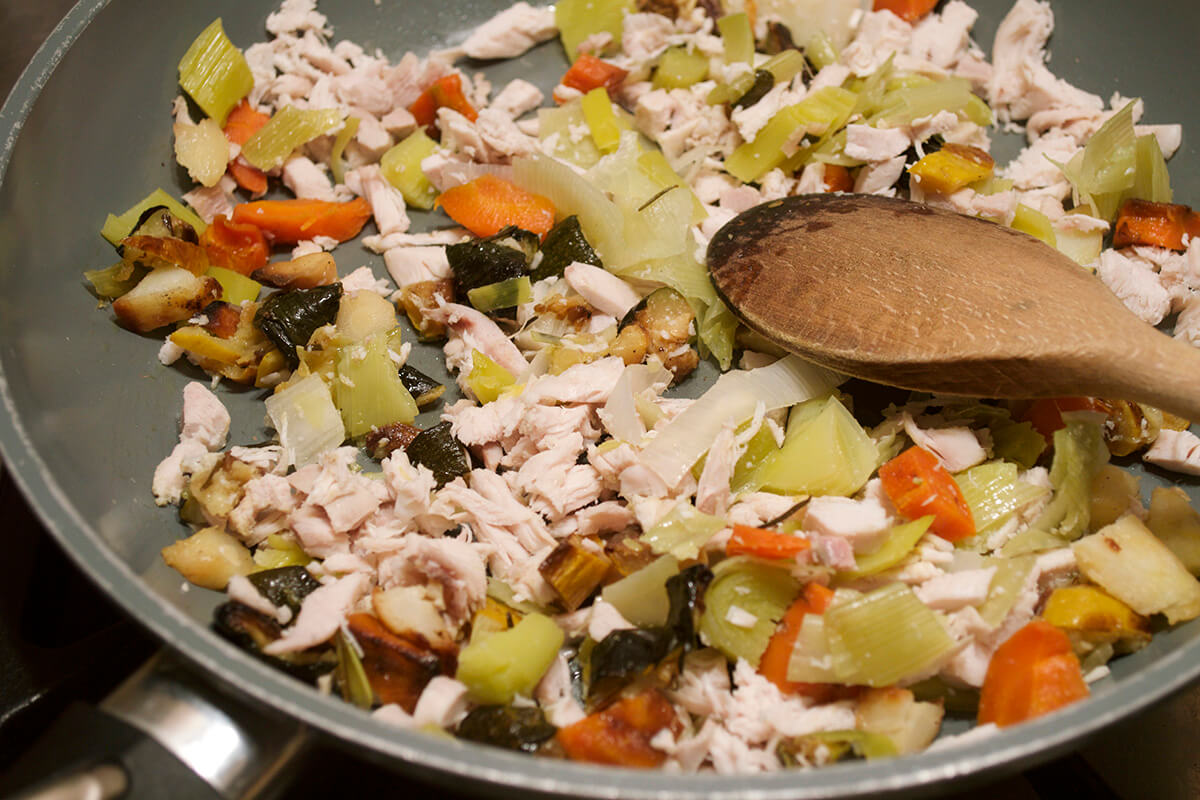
[708,193,1200,421]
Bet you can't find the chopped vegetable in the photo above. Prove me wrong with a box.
[556,0,633,63]
[336,627,376,709]
[580,87,623,152]
[466,350,516,404]
[205,266,261,305]
[824,583,956,686]
[213,602,334,682]
[409,74,478,129]
[1041,585,1151,654]
[232,197,371,244]
[855,687,944,756]
[346,613,443,711]
[533,215,602,281]
[438,176,556,239]
[222,99,270,146]
[759,582,835,695]
[404,421,470,488]
[397,364,445,409]
[111,266,221,333]
[726,524,812,561]
[641,501,725,560]
[872,0,940,22]
[1147,487,1200,575]
[717,13,754,64]
[254,283,343,366]
[1089,463,1142,531]
[457,705,557,753]
[102,189,206,245]
[1112,198,1200,251]
[467,275,533,312]
[174,117,229,188]
[837,517,934,580]
[1057,101,1137,221]
[328,115,360,187]
[879,446,975,542]
[1011,203,1057,247]
[557,689,680,767]
[253,252,338,291]
[246,565,321,613]
[977,620,1089,727]
[456,612,564,705]
[160,526,255,590]
[956,461,1049,535]
[241,106,346,171]
[334,334,419,437]
[539,535,613,611]
[178,19,253,125]
[264,374,347,468]
[700,556,799,666]
[600,555,680,628]
[200,215,269,275]
[908,143,995,195]
[380,129,441,210]
[653,46,709,90]
[752,395,878,498]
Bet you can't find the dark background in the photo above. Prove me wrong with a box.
[0,1,1196,797]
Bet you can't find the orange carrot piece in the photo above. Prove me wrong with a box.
[231,197,372,245]
[436,174,556,238]
[878,445,976,542]
[822,164,854,193]
[227,157,268,196]
[977,619,1089,727]
[557,690,682,767]
[223,100,271,146]
[200,215,270,275]
[726,524,812,560]
[1020,397,1108,444]
[409,74,478,129]
[1113,198,1200,251]
[758,583,846,700]
[872,0,940,22]
[561,54,629,96]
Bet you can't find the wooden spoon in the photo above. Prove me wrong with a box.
[707,193,1200,421]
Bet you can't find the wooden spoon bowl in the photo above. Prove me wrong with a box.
[707,194,1200,421]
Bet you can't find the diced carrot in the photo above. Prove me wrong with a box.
[223,100,271,146]
[878,445,976,542]
[557,690,682,767]
[758,583,855,702]
[231,197,372,245]
[822,164,854,193]
[872,0,940,22]
[1113,198,1200,251]
[977,619,1089,727]
[726,524,812,560]
[408,74,478,129]
[560,54,629,96]
[227,157,268,196]
[200,215,270,275]
[436,174,556,238]
[1020,397,1108,443]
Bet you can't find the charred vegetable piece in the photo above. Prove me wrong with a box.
[457,705,558,753]
[364,421,423,460]
[539,535,613,611]
[1041,585,1151,654]
[907,143,995,195]
[405,421,470,488]
[777,730,897,766]
[733,69,775,109]
[534,215,603,281]
[130,205,199,242]
[253,283,343,367]
[161,525,255,590]
[446,226,534,297]
[556,689,681,767]
[336,627,376,709]
[620,287,698,380]
[246,565,321,614]
[467,275,533,313]
[398,279,453,341]
[85,262,145,299]
[120,235,209,275]
[212,602,336,683]
[397,364,445,409]
[346,613,445,712]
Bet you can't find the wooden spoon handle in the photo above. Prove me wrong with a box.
[1079,322,1200,422]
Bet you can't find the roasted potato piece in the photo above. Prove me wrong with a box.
[121,234,209,274]
[112,266,221,333]
[855,687,944,756]
[346,612,446,712]
[372,585,456,651]
[397,279,453,340]
[161,526,255,590]
[539,535,613,611]
[253,252,337,289]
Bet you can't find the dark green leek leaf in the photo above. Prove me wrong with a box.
[246,565,321,614]
[406,421,470,488]
[457,705,557,752]
[254,283,343,367]
[533,215,601,281]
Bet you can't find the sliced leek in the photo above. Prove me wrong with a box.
[242,106,346,171]
[699,556,798,666]
[334,333,419,437]
[641,501,725,560]
[837,517,934,580]
[178,19,253,125]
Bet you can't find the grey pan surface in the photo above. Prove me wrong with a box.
[0,0,1197,797]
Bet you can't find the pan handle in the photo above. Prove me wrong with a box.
[3,650,309,800]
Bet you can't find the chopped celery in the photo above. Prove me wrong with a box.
[329,116,360,186]
[762,50,807,86]
[242,106,346,171]
[964,93,994,127]
[971,176,1015,195]
[710,50,808,106]
[600,555,680,627]
[580,88,622,153]
[84,262,142,299]
[178,19,253,125]
[871,78,972,127]
[101,188,207,245]
[466,275,532,312]
[699,556,799,666]
[456,612,564,704]
[804,30,839,71]
[653,46,709,90]
[825,583,956,687]
[538,100,602,168]
[1011,204,1057,247]
[730,424,781,493]
[718,13,754,64]
[725,106,807,182]
[956,461,1049,534]
[750,395,878,497]
[205,266,261,305]
[1026,419,1110,541]
[1001,528,1071,558]
[1059,101,1137,220]
[334,334,419,438]
[641,501,725,560]
[1128,133,1172,205]
[264,374,346,467]
[555,0,633,61]
[707,71,759,107]
[849,55,894,119]
[467,350,516,403]
[787,613,838,682]
[837,517,934,580]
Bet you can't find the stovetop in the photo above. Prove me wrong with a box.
[1,2,1196,798]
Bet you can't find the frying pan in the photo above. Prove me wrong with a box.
[1,0,1197,797]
